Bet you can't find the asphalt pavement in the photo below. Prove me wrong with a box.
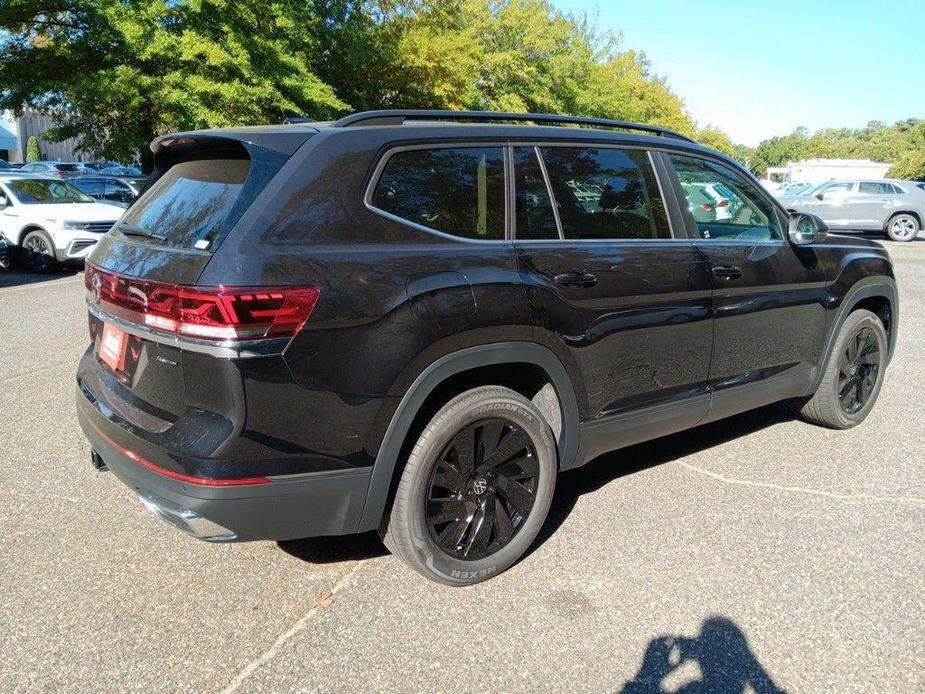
[1,238,923,692]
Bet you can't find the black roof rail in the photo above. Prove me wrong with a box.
[331,109,696,143]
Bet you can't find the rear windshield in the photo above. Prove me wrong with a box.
[56,163,83,172]
[120,159,250,250]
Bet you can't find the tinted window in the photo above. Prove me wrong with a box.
[56,163,82,172]
[670,155,782,241]
[513,147,558,240]
[858,181,893,195]
[73,178,104,196]
[539,147,669,240]
[372,147,505,240]
[120,159,251,250]
[104,180,136,202]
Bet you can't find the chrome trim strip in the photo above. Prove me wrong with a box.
[534,145,564,240]
[86,300,290,358]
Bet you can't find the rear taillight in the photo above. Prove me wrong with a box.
[700,203,715,212]
[716,200,729,208]
[85,263,319,342]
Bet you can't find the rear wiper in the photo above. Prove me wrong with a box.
[116,222,167,242]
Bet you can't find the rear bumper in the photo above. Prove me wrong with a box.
[77,387,372,541]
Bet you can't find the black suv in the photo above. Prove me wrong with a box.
[77,111,898,585]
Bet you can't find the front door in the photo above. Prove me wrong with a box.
[801,180,856,229]
[512,144,714,428]
[663,152,829,421]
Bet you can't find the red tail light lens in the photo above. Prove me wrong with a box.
[85,263,319,342]
[700,203,715,212]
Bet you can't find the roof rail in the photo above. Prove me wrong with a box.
[331,109,696,143]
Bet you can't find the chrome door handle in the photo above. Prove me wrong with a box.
[553,271,598,288]
[711,265,743,280]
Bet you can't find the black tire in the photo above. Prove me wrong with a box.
[800,309,887,429]
[380,385,557,586]
[885,213,919,242]
[20,229,60,273]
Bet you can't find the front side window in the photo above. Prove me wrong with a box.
[819,181,854,195]
[539,147,670,240]
[670,154,782,241]
[371,147,505,240]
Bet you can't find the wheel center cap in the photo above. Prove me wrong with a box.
[470,476,489,496]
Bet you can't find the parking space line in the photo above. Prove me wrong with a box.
[678,461,925,508]
[218,559,369,694]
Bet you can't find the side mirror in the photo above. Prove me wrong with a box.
[789,212,827,245]
[0,196,8,209]
[815,193,824,200]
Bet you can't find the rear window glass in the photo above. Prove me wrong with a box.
[371,147,505,240]
[120,159,250,250]
[56,164,82,171]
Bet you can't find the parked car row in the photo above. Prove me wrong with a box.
[0,174,124,272]
[771,178,925,241]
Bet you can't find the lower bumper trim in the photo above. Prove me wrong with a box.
[138,492,237,542]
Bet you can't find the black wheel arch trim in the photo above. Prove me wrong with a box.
[356,341,580,533]
[807,276,898,396]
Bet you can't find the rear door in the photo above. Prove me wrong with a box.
[662,152,828,420]
[513,144,714,425]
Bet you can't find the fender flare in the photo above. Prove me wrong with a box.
[356,342,580,532]
[808,276,898,395]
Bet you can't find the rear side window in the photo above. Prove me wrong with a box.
[538,147,670,240]
[859,182,894,195]
[513,147,559,240]
[121,159,251,251]
[371,147,505,240]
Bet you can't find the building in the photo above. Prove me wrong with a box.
[0,108,86,163]
[0,112,17,162]
[766,158,892,185]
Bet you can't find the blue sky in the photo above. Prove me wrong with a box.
[552,0,925,145]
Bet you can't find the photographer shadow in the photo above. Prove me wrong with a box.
[620,616,784,694]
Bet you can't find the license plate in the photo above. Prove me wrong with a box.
[99,322,128,372]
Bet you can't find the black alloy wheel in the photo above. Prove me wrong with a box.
[837,326,881,415]
[425,417,538,561]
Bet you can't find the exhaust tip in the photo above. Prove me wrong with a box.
[138,492,237,542]
[90,449,109,472]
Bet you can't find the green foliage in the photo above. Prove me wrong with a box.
[694,126,736,157]
[25,135,40,162]
[0,0,733,166]
[0,0,346,166]
[747,120,925,176]
[888,150,925,180]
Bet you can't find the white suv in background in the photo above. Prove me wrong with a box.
[0,175,123,272]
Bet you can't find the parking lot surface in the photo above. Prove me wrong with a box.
[1,238,924,692]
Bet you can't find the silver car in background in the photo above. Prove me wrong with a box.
[783,179,925,241]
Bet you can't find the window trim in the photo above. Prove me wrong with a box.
[364,142,511,244]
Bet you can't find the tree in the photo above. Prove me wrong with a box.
[694,126,736,157]
[888,150,925,180]
[0,0,346,169]
[25,135,40,162]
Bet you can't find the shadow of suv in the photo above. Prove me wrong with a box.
[76,110,898,585]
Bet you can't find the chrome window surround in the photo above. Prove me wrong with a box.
[364,141,686,244]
